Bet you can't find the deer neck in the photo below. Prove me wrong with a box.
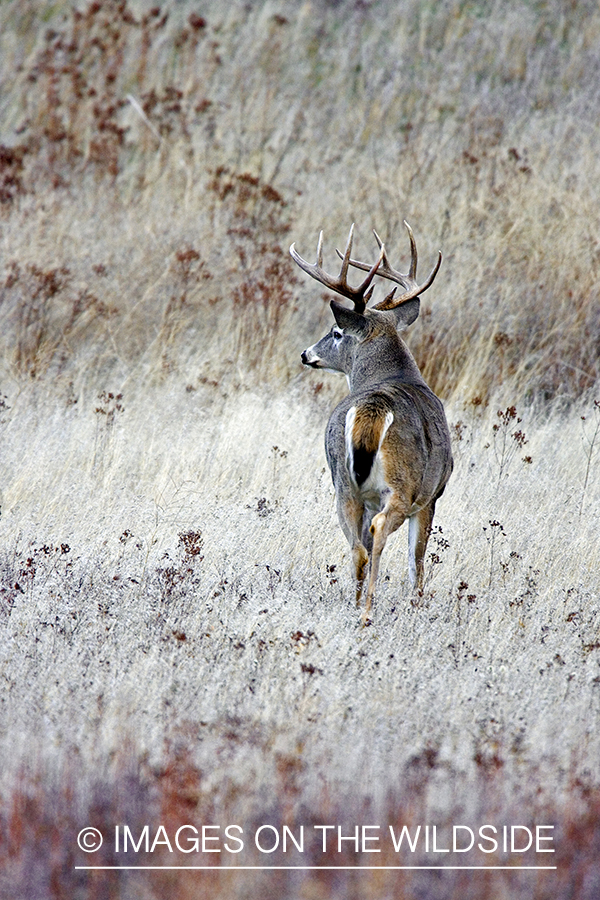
[348,334,426,393]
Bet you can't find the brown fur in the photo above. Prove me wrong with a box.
[351,396,394,455]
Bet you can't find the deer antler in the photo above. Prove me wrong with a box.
[290,224,384,314]
[340,221,442,311]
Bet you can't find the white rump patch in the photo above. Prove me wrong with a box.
[345,405,357,472]
[381,411,394,447]
[345,407,395,493]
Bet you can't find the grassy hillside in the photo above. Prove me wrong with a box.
[1,1,600,898]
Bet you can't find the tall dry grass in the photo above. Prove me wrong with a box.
[1,1,600,898]
[1,0,600,401]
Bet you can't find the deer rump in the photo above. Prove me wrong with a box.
[327,384,449,516]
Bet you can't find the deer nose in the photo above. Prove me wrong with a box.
[302,348,319,367]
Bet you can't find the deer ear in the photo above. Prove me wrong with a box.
[390,297,420,331]
[330,300,368,336]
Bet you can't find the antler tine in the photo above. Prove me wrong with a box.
[374,249,441,310]
[337,225,411,290]
[316,229,324,268]
[340,221,441,311]
[371,229,411,288]
[344,222,415,287]
[290,224,384,313]
[403,220,418,280]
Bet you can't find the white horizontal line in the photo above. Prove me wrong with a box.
[75,865,557,871]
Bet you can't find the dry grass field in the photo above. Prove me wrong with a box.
[1,1,600,898]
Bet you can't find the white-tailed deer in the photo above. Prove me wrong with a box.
[290,223,453,623]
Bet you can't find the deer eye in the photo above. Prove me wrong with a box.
[332,328,343,340]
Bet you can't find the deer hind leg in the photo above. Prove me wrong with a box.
[364,496,409,623]
[408,502,436,590]
[352,544,369,605]
[338,495,369,604]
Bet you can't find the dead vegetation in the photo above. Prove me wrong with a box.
[1,1,600,898]
[1,0,600,400]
